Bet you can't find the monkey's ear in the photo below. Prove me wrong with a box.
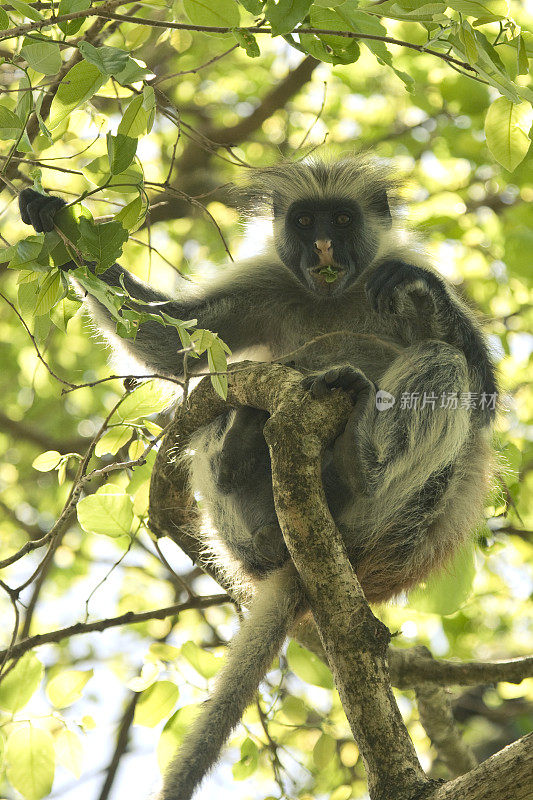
[371,190,392,226]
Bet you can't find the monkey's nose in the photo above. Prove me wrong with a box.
[314,239,332,255]
[314,239,334,265]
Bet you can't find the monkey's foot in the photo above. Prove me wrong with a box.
[301,365,373,400]
[252,525,289,567]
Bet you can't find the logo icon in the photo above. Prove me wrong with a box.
[376,390,395,411]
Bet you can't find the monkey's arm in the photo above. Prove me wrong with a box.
[19,190,268,377]
[366,259,497,418]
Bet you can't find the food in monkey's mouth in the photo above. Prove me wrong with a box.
[310,264,346,283]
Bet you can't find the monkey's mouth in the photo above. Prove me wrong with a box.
[309,264,347,290]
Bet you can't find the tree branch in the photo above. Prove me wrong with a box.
[0,14,477,72]
[96,692,139,800]
[389,648,533,689]
[416,682,477,777]
[0,595,229,663]
[432,732,533,800]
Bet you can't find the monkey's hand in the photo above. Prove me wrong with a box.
[19,188,66,233]
[301,365,373,400]
[366,260,444,317]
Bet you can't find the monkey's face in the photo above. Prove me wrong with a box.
[276,199,380,297]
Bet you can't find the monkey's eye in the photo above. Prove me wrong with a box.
[334,212,352,226]
[296,215,313,228]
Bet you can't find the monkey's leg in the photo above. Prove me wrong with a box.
[216,407,270,494]
[335,340,471,492]
[333,340,473,602]
[189,419,288,575]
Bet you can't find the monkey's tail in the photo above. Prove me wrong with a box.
[160,562,304,800]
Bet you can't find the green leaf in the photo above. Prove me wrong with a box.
[21,41,62,75]
[57,0,91,35]
[126,449,156,495]
[459,21,479,64]
[0,105,23,139]
[114,58,151,86]
[16,74,32,120]
[308,5,360,65]
[446,0,508,20]
[232,737,259,780]
[409,543,476,615]
[501,442,522,481]
[148,643,180,662]
[128,662,161,692]
[281,695,307,724]
[115,196,145,231]
[77,486,134,537]
[232,28,260,57]
[181,641,222,679]
[517,36,529,76]
[265,0,312,36]
[107,133,138,175]
[52,296,81,332]
[313,732,337,769]
[6,235,44,268]
[49,62,105,130]
[239,0,264,12]
[286,641,334,688]
[54,729,82,778]
[6,727,55,800]
[357,0,446,21]
[0,8,10,28]
[134,681,179,727]
[330,786,353,800]
[46,669,93,708]
[33,450,62,472]
[183,0,240,29]
[78,41,131,76]
[78,218,129,271]
[9,0,43,22]
[485,98,533,171]
[34,270,62,316]
[207,338,230,399]
[327,5,413,84]
[0,652,44,712]
[83,156,144,194]
[117,94,152,138]
[113,380,176,422]
[94,425,133,456]
[451,31,527,103]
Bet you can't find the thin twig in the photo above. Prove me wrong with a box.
[0,594,230,662]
